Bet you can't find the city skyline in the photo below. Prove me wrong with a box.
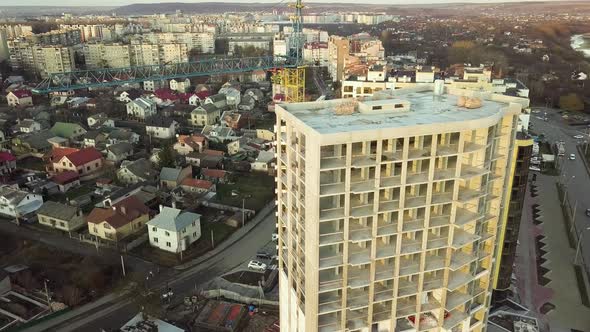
[0,0,572,7]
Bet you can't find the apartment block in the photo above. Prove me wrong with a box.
[7,40,75,78]
[83,43,132,69]
[328,36,349,82]
[275,84,524,332]
[134,32,215,54]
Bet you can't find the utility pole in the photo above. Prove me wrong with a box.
[211,229,215,249]
[120,255,126,277]
[242,198,245,228]
[44,279,52,312]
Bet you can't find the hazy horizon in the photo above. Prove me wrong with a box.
[0,0,574,7]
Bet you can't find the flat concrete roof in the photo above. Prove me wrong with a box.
[279,89,512,135]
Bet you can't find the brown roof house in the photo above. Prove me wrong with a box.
[87,196,150,241]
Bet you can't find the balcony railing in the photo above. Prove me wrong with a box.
[320,157,346,170]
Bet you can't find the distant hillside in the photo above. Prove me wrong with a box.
[112,1,590,16]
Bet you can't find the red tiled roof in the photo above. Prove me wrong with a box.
[63,148,102,167]
[196,91,211,99]
[52,171,79,185]
[273,94,285,101]
[202,168,226,179]
[10,89,32,99]
[0,152,16,162]
[86,195,149,228]
[48,147,80,162]
[154,88,179,101]
[203,149,224,157]
[181,178,213,189]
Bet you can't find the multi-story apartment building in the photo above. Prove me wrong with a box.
[275,83,526,332]
[28,29,81,46]
[328,36,350,82]
[134,32,215,54]
[83,43,132,69]
[7,40,75,78]
[0,25,33,61]
[60,24,115,42]
[303,42,329,66]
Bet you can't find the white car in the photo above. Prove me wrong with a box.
[248,260,267,271]
[569,153,576,160]
[574,135,585,139]
[272,233,279,242]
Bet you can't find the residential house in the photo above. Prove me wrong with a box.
[51,147,104,178]
[160,166,192,189]
[50,122,87,140]
[87,113,115,128]
[0,185,43,218]
[51,170,80,192]
[146,116,178,139]
[147,206,201,253]
[107,129,140,145]
[218,86,241,107]
[204,94,228,109]
[238,94,256,111]
[106,142,134,163]
[87,195,150,241]
[201,168,229,184]
[126,98,157,121]
[190,104,221,126]
[0,152,16,176]
[188,91,211,106]
[117,90,142,103]
[117,158,158,185]
[170,78,191,93]
[251,150,275,172]
[180,178,215,194]
[37,201,85,232]
[16,119,41,133]
[143,80,166,92]
[185,150,224,168]
[11,130,56,157]
[83,130,107,148]
[50,95,68,107]
[201,125,236,142]
[6,90,33,107]
[173,134,208,156]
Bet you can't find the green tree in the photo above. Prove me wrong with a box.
[559,93,584,112]
[158,145,176,168]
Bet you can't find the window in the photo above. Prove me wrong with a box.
[59,222,65,227]
[193,232,197,237]
[182,228,186,233]
[62,162,66,166]
[153,237,158,243]
[166,242,171,247]
[87,166,91,171]
[95,163,99,167]
[165,231,170,236]
[192,221,196,226]
[152,227,157,231]
[104,223,110,229]
[69,163,73,167]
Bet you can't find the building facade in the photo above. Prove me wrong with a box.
[275,84,523,332]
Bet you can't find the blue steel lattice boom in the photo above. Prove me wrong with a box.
[32,55,295,94]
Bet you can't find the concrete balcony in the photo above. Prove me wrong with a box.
[347,291,370,310]
[319,293,342,314]
[319,232,345,246]
[399,259,421,277]
[452,229,480,249]
[382,150,404,162]
[377,222,398,237]
[427,235,448,250]
[408,147,431,160]
[402,219,424,232]
[350,225,372,242]
[349,248,372,266]
[420,297,442,312]
[374,264,395,281]
[417,313,439,331]
[407,172,430,185]
[457,189,486,202]
[347,271,371,289]
[449,251,477,271]
[373,284,395,303]
[346,308,369,330]
[396,298,417,318]
[351,180,375,193]
[463,142,485,154]
[396,318,418,332]
[351,204,374,218]
[373,302,393,322]
[433,168,457,181]
[379,199,401,213]
[442,310,470,330]
[320,208,345,221]
[320,156,346,170]
[405,196,428,209]
[400,239,422,255]
[447,271,474,291]
[431,192,453,205]
[445,291,472,311]
[351,155,377,168]
[318,314,341,332]
[376,244,397,259]
[380,175,402,188]
[436,144,460,156]
[423,275,444,292]
[398,279,419,297]
[429,214,451,228]
[319,253,344,270]
[320,182,346,196]
[454,209,481,226]
[424,255,446,272]
[459,165,489,181]
[319,277,343,293]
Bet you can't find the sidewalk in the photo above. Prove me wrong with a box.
[517,174,590,331]
[174,201,276,270]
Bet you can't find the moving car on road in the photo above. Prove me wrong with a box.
[574,134,585,139]
[586,209,590,217]
[569,153,576,160]
[248,260,267,271]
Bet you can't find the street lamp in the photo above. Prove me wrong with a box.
[562,175,576,206]
[575,227,590,264]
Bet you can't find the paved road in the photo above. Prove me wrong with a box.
[529,107,590,276]
[51,209,277,331]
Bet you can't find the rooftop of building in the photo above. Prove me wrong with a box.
[278,85,523,135]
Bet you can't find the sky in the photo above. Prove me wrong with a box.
[0,0,572,6]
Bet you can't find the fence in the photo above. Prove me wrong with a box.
[201,201,255,216]
[201,289,279,307]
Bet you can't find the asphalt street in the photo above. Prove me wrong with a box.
[42,209,277,331]
[529,107,590,275]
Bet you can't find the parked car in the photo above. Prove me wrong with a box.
[248,260,267,271]
[574,134,585,139]
[586,209,590,217]
[272,233,278,241]
[256,252,272,260]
